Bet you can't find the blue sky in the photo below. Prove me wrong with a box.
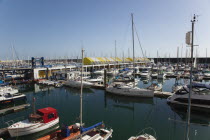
[0,0,210,60]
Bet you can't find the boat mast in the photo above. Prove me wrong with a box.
[114,40,116,77]
[206,48,207,65]
[185,14,196,140]
[176,47,179,72]
[185,48,188,65]
[169,53,170,64]
[131,13,135,88]
[80,48,84,139]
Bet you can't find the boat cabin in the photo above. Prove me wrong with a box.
[29,107,58,123]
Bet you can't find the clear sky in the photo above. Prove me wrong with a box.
[0,0,210,60]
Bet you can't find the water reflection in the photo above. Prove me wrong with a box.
[169,105,210,125]
[105,92,154,106]
[64,87,94,95]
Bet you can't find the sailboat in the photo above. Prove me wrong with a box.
[128,134,156,140]
[106,14,154,98]
[38,49,113,140]
[77,49,113,140]
[128,126,157,140]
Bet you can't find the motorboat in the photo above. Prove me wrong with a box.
[167,83,210,112]
[165,67,174,76]
[93,69,105,75]
[147,83,162,91]
[0,92,26,106]
[0,86,19,95]
[8,107,59,137]
[140,68,150,78]
[203,69,210,78]
[107,69,119,76]
[172,83,183,93]
[86,76,103,83]
[151,67,158,78]
[0,86,26,107]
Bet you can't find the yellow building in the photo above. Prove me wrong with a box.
[83,57,148,65]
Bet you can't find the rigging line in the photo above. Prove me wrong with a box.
[13,45,20,61]
[133,22,146,59]
[121,15,132,51]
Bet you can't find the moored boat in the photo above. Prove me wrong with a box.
[106,83,154,98]
[8,107,59,137]
[128,134,156,140]
[64,79,93,88]
[167,83,210,112]
[147,83,162,91]
[37,123,81,140]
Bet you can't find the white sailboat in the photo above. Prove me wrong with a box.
[64,77,93,88]
[106,14,154,98]
[79,49,113,140]
[128,134,156,140]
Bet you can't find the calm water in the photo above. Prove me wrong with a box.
[1,78,210,140]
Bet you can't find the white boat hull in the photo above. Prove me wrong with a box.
[106,86,154,97]
[8,117,59,137]
[151,73,158,77]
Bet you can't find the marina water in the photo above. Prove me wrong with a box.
[1,78,210,140]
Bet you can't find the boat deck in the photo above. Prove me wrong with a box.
[154,91,173,98]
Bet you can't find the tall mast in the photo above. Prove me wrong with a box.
[185,48,188,65]
[206,48,207,65]
[80,48,84,139]
[186,14,196,140]
[169,53,170,64]
[177,47,179,71]
[114,40,117,77]
[131,13,135,88]
[181,45,183,63]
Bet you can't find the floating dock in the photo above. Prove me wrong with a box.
[0,104,30,116]
[154,91,173,98]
